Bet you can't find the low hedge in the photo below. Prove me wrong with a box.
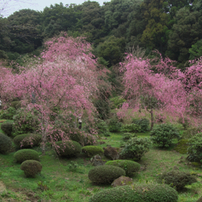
[105,160,140,177]
[89,184,178,202]
[0,133,12,154]
[88,165,126,184]
[82,146,104,157]
[14,149,40,163]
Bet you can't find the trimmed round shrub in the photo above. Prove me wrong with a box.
[120,137,152,161]
[82,146,104,157]
[105,160,140,177]
[0,133,12,154]
[88,165,126,184]
[21,160,42,178]
[187,132,202,162]
[121,124,141,133]
[121,133,137,142]
[174,139,189,154]
[1,122,13,137]
[107,117,122,132]
[13,133,42,148]
[89,184,178,202]
[157,170,197,191]
[55,140,82,157]
[14,149,40,163]
[150,123,181,148]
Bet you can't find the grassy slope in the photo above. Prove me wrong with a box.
[0,132,202,201]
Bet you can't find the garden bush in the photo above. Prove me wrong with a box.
[132,118,150,132]
[88,165,126,184]
[105,160,140,177]
[20,160,42,178]
[13,133,42,148]
[55,140,82,157]
[182,126,202,139]
[157,170,197,191]
[121,124,141,133]
[187,133,202,162]
[0,133,12,154]
[120,137,152,161]
[121,133,137,142]
[82,146,104,157]
[96,119,110,137]
[109,96,126,109]
[14,149,40,163]
[89,184,178,202]
[10,101,21,110]
[174,139,189,154]
[150,123,181,148]
[178,117,190,130]
[0,107,16,120]
[13,109,40,135]
[1,122,13,137]
[107,116,122,132]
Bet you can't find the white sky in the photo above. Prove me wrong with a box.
[1,0,110,17]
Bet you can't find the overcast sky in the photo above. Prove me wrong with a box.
[1,0,110,17]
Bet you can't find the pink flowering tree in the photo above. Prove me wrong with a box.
[0,34,109,153]
[120,54,187,130]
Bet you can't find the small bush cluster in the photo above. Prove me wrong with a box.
[105,160,140,177]
[88,165,126,184]
[157,170,197,191]
[121,133,137,142]
[107,116,122,132]
[121,124,141,133]
[13,109,40,135]
[89,184,178,202]
[0,133,12,154]
[0,107,16,120]
[120,137,152,161]
[1,122,13,137]
[55,140,82,157]
[21,160,42,178]
[109,96,126,109]
[174,139,189,154]
[187,133,202,162]
[132,118,150,132]
[14,149,40,163]
[82,146,104,157]
[10,101,21,110]
[13,134,42,148]
[96,119,110,137]
[150,123,181,148]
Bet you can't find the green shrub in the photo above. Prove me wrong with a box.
[107,116,122,132]
[10,101,21,110]
[120,137,152,161]
[110,96,126,109]
[105,160,140,177]
[89,184,178,202]
[132,118,150,132]
[96,119,110,137]
[187,133,202,162]
[88,165,126,184]
[174,139,189,154]
[13,109,40,135]
[183,126,202,139]
[0,133,12,154]
[14,149,40,163]
[121,133,137,142]
[150,123,181,148]
[121,124,141,133]
[178,117,190,130]
[0,107,16,120]
[20,160,42,178]
[13,134,42,148]
[157,170,197,191]
[82,146,104,157]
[1,122,13,137]
[55,140,82,157]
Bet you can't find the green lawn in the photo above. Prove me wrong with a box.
[0,130,202,201]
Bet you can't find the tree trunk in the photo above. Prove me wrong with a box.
[150,108,154,130]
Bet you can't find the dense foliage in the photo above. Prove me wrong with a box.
[89,184,178,202]
[0,133,12,154]
[1,122,13,137]
[14,149,40,163]
[105,160,140,177]
[88,165,126,184]
[82,146,104,157]
[150,123,181,148]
